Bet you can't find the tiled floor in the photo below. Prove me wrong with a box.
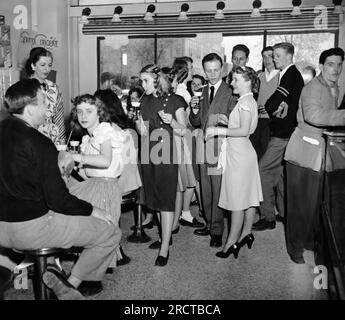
[3,205,327,300]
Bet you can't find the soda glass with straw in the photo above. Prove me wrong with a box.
[192,85,205,110]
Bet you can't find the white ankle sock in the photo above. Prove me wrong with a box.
[181,210,193,222]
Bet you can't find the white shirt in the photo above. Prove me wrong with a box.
[265,69,280,83]
[209,79,222,99]
[279,64,293,84]
[81,122,125,179]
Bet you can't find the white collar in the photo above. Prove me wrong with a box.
[238,92,253,100]
[209,79,222,93]
[279,64,293,80]
[177,83,187,89]
[265,69,279,82]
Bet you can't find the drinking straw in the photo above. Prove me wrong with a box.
[66,130,73,146]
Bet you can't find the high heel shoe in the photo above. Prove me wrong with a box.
[238,233,255,249]
[155,251,169,267]
[117,246,131,266]
[148,237,173,249]
[172,226,180,234]
[216,243,240,259]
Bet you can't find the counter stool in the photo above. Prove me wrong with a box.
[13,248,65,300]
[122,191,151,243]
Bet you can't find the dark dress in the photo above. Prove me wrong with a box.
[140,93,185,212]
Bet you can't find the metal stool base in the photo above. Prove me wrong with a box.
[127,228,151,243]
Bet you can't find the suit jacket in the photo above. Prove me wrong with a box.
[285,74,345,171]
[189,81,236,166]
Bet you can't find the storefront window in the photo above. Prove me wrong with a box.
[267,32,335,73]
[99,31,336,92]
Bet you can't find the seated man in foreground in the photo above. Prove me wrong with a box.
[0,79,121,299]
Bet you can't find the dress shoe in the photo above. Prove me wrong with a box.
[289,254,305,264]
[106,268,114,274]
[252,219,276,231]
[210,235,222,247]
[130,220,154,231]
[42,265,84,300]
[142,220,154,229]
[190,199,199,206]
[172,226,180,234]
[216,243,240,259]
[155,252,169,267]
[149,240,161,249]
[78,281,103,296]
[276,215,286,224]
[148,237,172,249]
[194,226,210,236]
[238,233,255,249]
[180,217,204,228]
[117,246,131,266]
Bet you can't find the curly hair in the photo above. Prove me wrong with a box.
[70,94,111,136]
[140,64,173,97]
[233,66,260,94]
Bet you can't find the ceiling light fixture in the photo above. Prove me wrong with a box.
[178,3,189,21]
[112,6,123,22]
[251,0,262,18]
[144,4,156,22]
[291,0,302,16]
[333,0,344,14]
[215,1,225,20]
[80,7,91,24]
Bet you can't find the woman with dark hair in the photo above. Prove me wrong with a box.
[168,61,203,233]
[67,94,126,286]
[93,90,141,266]
[191,74,206,93]
[126,86,144,121]
[95,89,135,130]
[25,47,66,144]
[135,64,187,266]
[206,66,263,259]
[172,58,191,104]
[95,89,142,195]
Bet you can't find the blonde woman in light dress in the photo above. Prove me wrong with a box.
[206,66,263,259]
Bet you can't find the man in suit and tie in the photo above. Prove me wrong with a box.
[189,53,236,247]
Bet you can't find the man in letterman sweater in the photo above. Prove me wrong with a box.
[253,42,304,231]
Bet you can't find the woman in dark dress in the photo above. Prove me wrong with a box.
[136,64,187,266]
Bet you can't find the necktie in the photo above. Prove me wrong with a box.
[209,86,215,104]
